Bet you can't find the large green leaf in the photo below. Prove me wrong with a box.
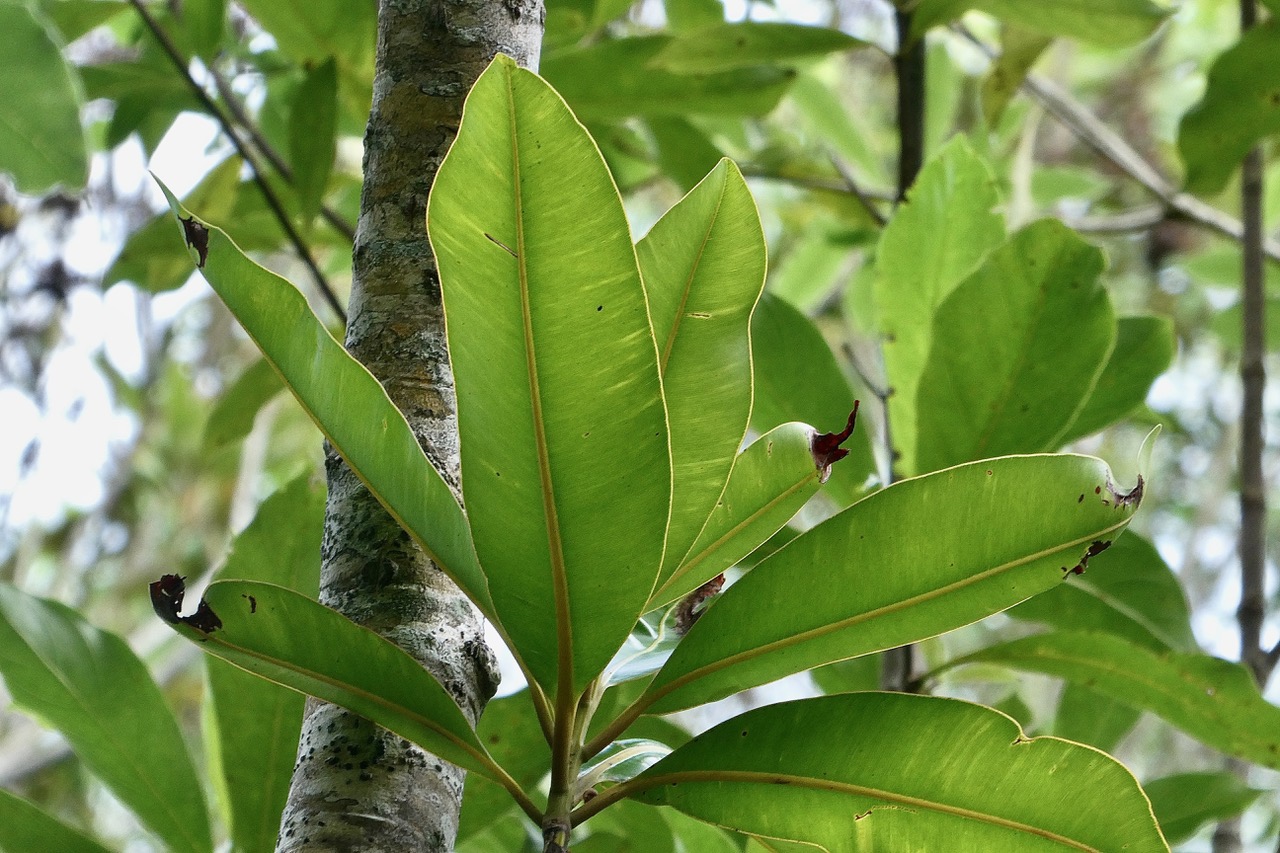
[649,22,865,73]
[0,790,112,853]
[875,136,1004,477]
[638,159,765,584]
[641,452,1144,713]
[1008,532,1195,652]
[624,694,1167,851]
[1178,20,1280,196]
[0,585,211,853]
[204,476,324,853]
[155,579,498,780]
[154,178,492,617]
[915,220,1114,473]
[0,1,87,193]
[910,0,1167,46]
[1143,772,1262,845]
[750,293,875,505]
[1054,683,1141,754]
[981,24,1052,125]
[1057,315,1174,444]
[542,37,794,121]
[428,55,671,694]
[650,422,825,608]
[948,631,1280,770]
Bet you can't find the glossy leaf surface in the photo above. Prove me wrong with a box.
[915,219,1114,473]
[429,55,671,693]
[1008,532,1195,652]
[1058,315,1174,443]
[652,422,823,607]
[0,1,87,193]
[155,179,492,615]
[0,584,211,853]
[160,580,496,779]
[638,159,765,584]
[644,453,1143,713]
[630,694,1167,851]
[876,136,1004,476]
[951,631,1280,769]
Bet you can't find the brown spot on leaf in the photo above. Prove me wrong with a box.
[180,216,209,268]
[675,574,726,634]
[148,574,222,634]
[811,401,860,484]
[1063,539,1112,576]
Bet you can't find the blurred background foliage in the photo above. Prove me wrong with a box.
[1,0,1279,849]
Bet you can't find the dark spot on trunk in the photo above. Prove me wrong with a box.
[180,215,209,268]
[148,573,222,634]
[811,401,860,484]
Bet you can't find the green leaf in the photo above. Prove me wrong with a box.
[649,22,865,74]
[203,358,285,451]
[204,476,323,853]
[182,0,226,59]
[915,220,1114,473]
[1053,683,1141,754]
[289,57,339,223]
[646,117,724,192]
[910,0,1167,46]
[0,790,113,853]
[0,584,212,853]
[661,808,740,853]
[1008,532,1196,652]
[428,55,671,694]
[154,177,493,616]
[578,738,671,795]
[664,0,722,32]
[1143,772,1262,845]
[542,37,795,121]
[750,293,875,505]
[458,690,550,843]
[0,1,87,192]
[1178,20,1280,195]
[875,136,1004,476]
[981,25,1052,125]
[642,452,1144,713]
[1057,315,1174,443]
[651,422,823,608]
[159,579,497,779]
[43,0,127,42]
[628,694,1168,851]
[606,604,684,685]
[638,159,765,585]
[768,222,855,314]
[948,631,1280,770]
[111,157,243,293]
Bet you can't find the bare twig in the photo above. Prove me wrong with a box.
[127,0,347,324]
[209,68,357,242]
[960,26,1280,263]
[828,151,888,227]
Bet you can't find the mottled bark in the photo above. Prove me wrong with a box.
[276,2,543,851]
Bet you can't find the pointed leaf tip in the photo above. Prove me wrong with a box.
[811,400,860,484]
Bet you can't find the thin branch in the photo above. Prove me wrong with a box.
[827,151,888,226]
[737,165,896,201]
[960,26,1280,264]
[1064,204,1166,234]
[127,0,347,325]
[209,68,358,242]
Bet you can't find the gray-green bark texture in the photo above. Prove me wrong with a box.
[275,2,543,850]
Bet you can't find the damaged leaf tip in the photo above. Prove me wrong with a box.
[179,215,209,268]
[811,401,860,484]
[149,574,222,634]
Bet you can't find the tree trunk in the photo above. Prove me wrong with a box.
[275,3,543,850]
